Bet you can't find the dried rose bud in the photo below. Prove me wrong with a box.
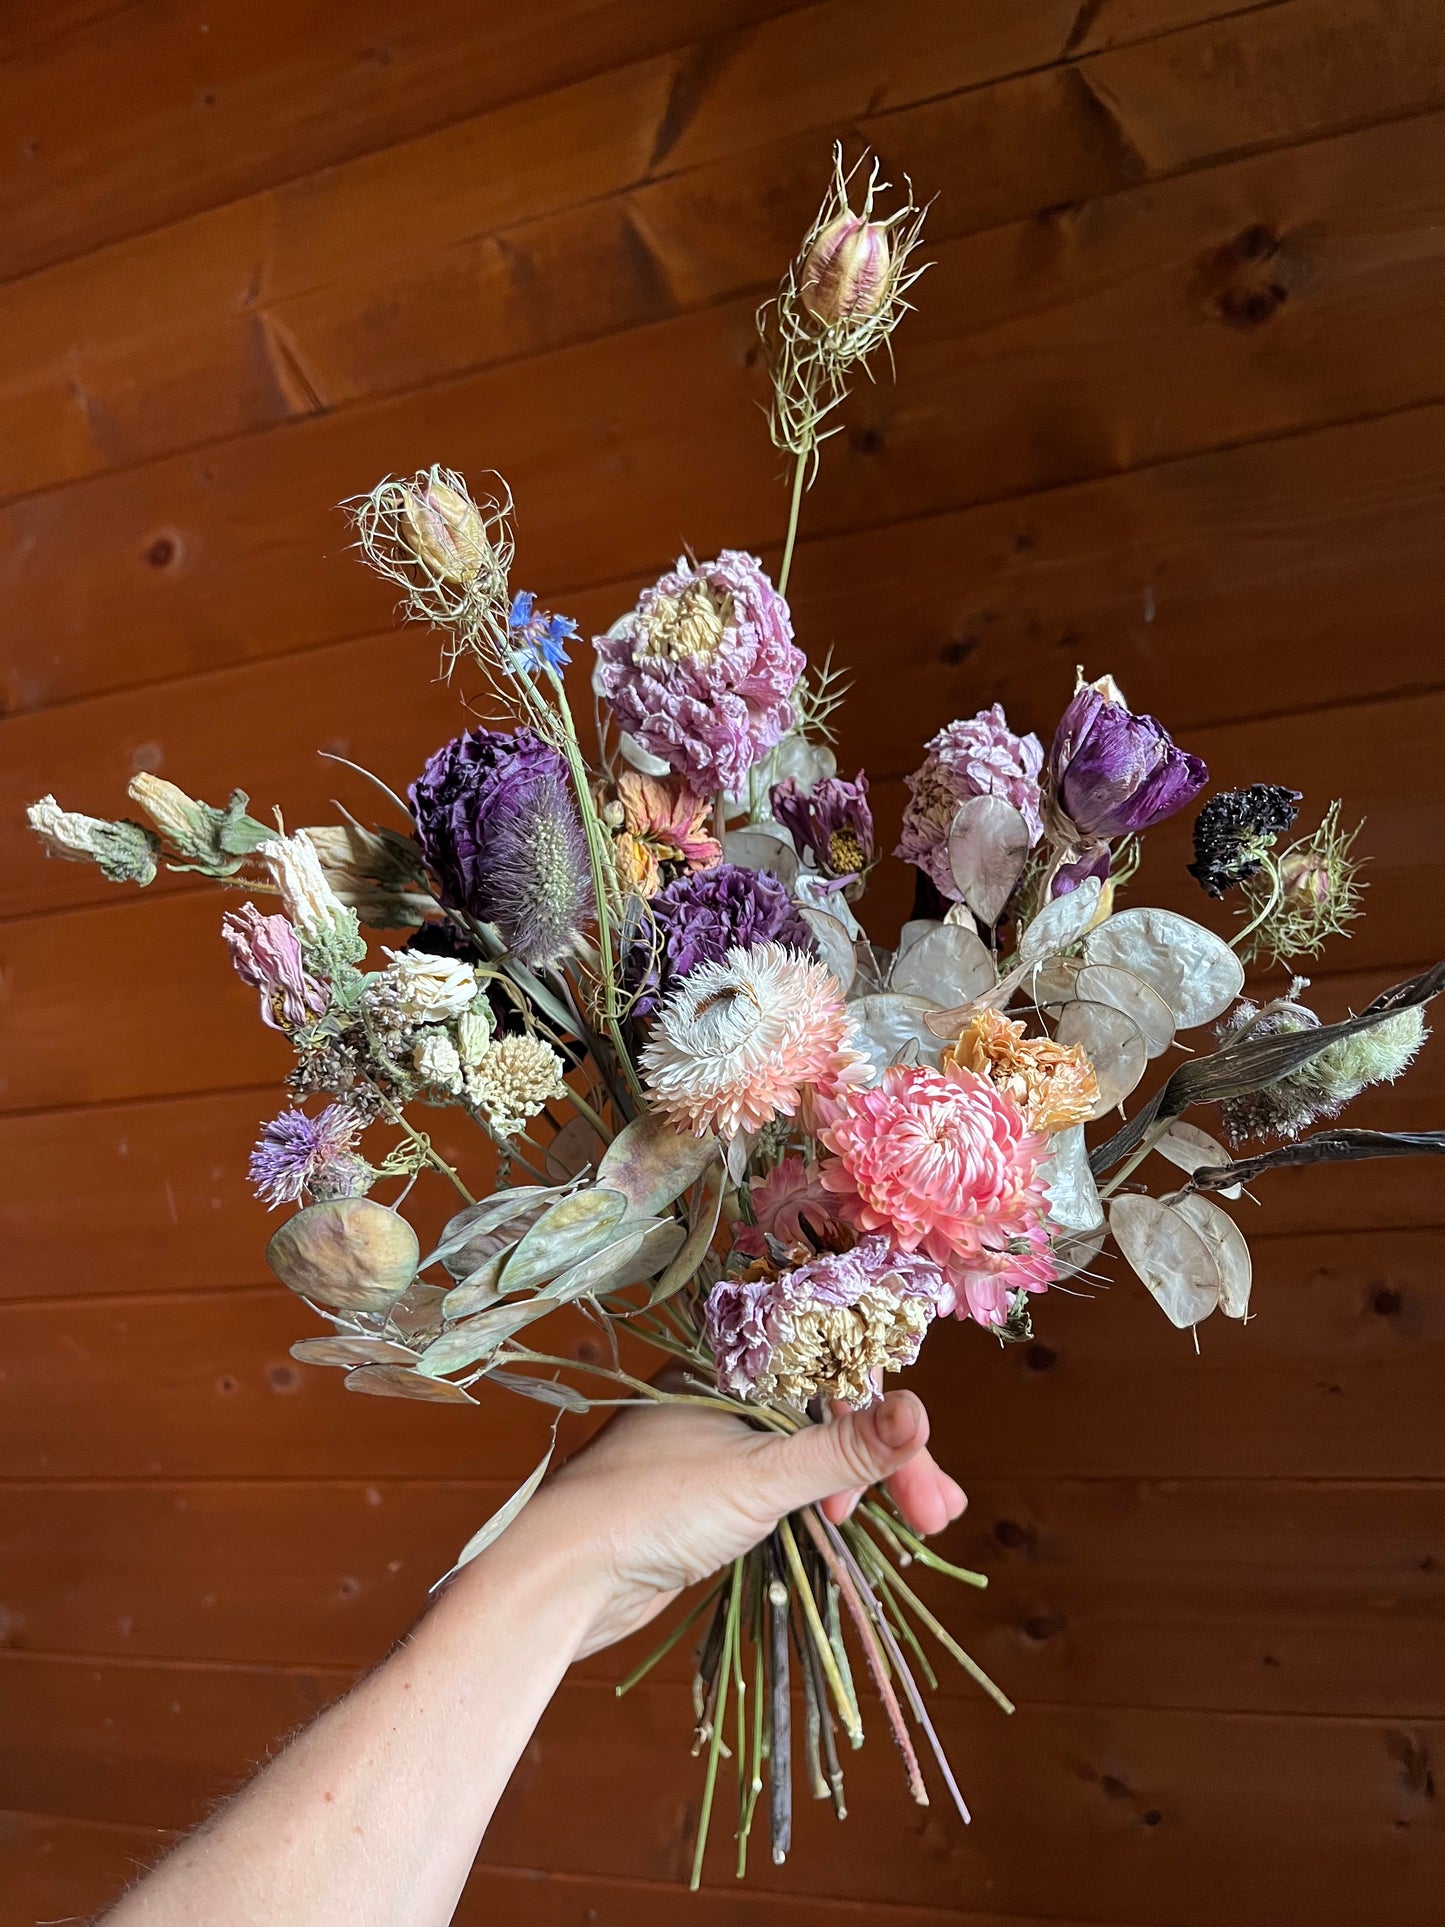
[400,473,488,587]
[798,213,892,326]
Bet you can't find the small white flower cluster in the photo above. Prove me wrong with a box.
[464,1034,567,1137]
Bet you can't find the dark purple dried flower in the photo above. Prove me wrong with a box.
[409,727,594,968]
[249,1104,373,1209]
[1189,784,1302,898]
[222,904,328,1031]
[1048,675,1208,841]
[625,861,814,1014]
[771,772,875,885]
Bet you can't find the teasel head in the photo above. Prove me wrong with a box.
[347,466,515,678]
[758,145,930,473]
[1238,802,1365,965]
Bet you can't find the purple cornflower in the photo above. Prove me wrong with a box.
[222,904,328,1030]
[895,706,1044,900]
[771,772,875,887]
[593,552,804,794]
[625,861,814,1015]
[409,727,594,968]
[249,1104,372,1209]
[1048,675,1208,842]
[508,590,576,675]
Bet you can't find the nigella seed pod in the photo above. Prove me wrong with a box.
[265,1197,420,1314]
[400,473,488,587]
[799,214,892,325]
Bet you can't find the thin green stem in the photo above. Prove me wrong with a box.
[778,1517,862,1745]
[851,1528,1014,1715]
[376,1097,475,1204]
[615,1581,723,1697]
[1231,855,1284,952]
[861,1501,989,1587]
[777,447,810,598]
[690,1559,741,1891]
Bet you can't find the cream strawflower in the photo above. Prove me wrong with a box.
[640,942,867,1140]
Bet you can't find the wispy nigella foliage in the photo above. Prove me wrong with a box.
[758,145,929,481]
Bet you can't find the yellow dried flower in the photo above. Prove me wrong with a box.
[945,1007,1098,1133]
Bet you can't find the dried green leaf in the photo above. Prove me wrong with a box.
[266,1199,419,1314]
[344,1362,477,1403]
[499,1187,632,1295]
[432,1424,560,1587]
[418,1299,556,1377]
[596,1113,717,1217]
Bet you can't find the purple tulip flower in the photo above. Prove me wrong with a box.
[1048,677,1208,841]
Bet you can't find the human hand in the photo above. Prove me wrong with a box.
[488,1389,966,1659]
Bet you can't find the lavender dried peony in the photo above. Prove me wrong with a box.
[624,861,815,1015]
[409,727,594,968]
[593,552,804,794]
[707,1234,948,1407]
[896,706,1043,899]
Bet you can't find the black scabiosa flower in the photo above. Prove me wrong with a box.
[1188,784,1301,898]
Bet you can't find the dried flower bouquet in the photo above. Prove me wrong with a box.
[30,147,1445,1883]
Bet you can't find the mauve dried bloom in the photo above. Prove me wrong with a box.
[223,904,328,1032]
[28,795,159,885]
[593,552,804,794]
[409,726,594,968]
[799,213,893,326]
[625,861,814,1015]
[895,707,1044,899]
[771,772,875,888]
[732,1153,842,1260]
[1047,673,1208,844]
[707,1234,947,1407]
[945,1007,1098,1134]
[249,1104,373,1209]
[641,943,868,1140]
[819,1062,1053,1323]
[1189,784,1302,898]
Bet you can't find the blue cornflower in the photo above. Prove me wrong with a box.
[507,590,576,674]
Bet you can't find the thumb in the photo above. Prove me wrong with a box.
[749,1391,929,1519]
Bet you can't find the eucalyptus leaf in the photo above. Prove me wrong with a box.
[888,923,996,1007]
[596,1112,716,1217]
[425,1186,563,1277]
[1016,877,1103,968]
[419,1299,557,1377]
[1173,1194,1252,1319]
[1083,908,1244,1030]
[440,1246,516,1323]
[1109,1193,1221,1329]
[947,794,1030,927]
[432,1424,561,1589]
[499,1187,631,1295]
[290,1335,420,1370]
[344,1362,478,1403]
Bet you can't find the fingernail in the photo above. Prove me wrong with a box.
[877,1392,920,1450]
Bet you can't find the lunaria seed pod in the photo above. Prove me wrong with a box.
[265,1197,419,1314]
[400,473,488,587]
[799,213,892,325]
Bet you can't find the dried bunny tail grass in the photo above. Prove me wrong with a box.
[758,144,931,475]
[346,466,515,679]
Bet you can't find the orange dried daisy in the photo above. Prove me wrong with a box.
[944,1007,1097,1133]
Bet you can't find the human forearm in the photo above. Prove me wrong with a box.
[104,1528,600,1927]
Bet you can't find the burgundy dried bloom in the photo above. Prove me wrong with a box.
[409,727,594,968]
[771,772,875,886]
[624,861,814,1015]
[1048,675,1207,842]
[1189,784,1302,898]
[223,904,328,1031]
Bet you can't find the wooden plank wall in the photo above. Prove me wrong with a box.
[1,1,1442,1920]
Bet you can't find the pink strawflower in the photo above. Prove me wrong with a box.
[818,1062,1053,1327]
[896,704,1044,898]
[732,1153,841,1259]
[707,1234,948,1407]
[594,552,804,794]
[640,943,869,1140]
[223,904,328,1031]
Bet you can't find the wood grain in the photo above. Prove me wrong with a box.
[1,1655,1438,1924]
[0,1474,1437,1721]
[0,1229,1440,1482]
[4,0,1433,504]
[19,84,1445,712]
